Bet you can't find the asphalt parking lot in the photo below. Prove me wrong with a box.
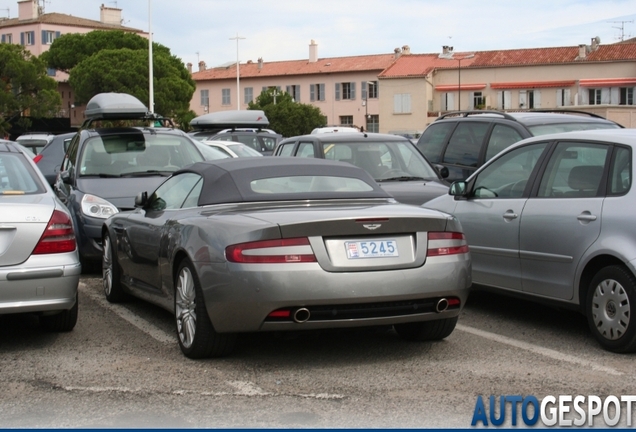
[0,273,634,428]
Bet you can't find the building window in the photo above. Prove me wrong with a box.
[361,81,378,100]
[286,85,300,102]
[366,115,379,133]
[472,92,485,109]
[620,87,634,105]
[310,83,325,102]
[20,31,35,46]
[200,89,209,108]
[46,68,56,77]
[339,116,354,126]
[496,91,512,109]
[589,88,602,105]
[42,30,59,45]
[519,90,541,109]
[1,33,12,44]
[244,87,253,104]
[335,82,356,100]
[556,89,571,107]
[393,94,411,114]
[222,88,231,105]
[442,92,454,111]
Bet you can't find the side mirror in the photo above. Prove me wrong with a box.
[134,191,148,207]
[435,164,449,179]
[449,181,468,196]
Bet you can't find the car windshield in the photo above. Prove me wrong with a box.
[0,153,45,195]
[321,141,439,181]
[79,133,205,177]
[528,122,620,136]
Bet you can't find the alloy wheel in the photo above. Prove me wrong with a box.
[176,266,197,349]
[102,236,113,296]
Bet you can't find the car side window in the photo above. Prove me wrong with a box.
[147,173,201,211]
[443,122,490,167]
[297,142,315,158]
[537,142,609,198]
[260,136,278,151]
[609,146,631,195]
[472,143,547,199]
[485,124,524,162]
[416,122,455,163]
[235,134,261,152]
[277,143,295,156]
[61,134,80,176]
[182,178,203,208]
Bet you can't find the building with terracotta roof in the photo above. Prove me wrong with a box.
[0,0,146,126]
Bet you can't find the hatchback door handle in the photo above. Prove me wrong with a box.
[503,210,518,220]
[577,212,597,222]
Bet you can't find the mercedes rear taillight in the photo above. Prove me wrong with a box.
[32,210,76,254]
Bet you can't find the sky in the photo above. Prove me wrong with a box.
[1,0,635,68]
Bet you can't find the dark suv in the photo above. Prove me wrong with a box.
[416,110,622,182]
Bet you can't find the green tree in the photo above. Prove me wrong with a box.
[0,44,61,136]
[248,89,326,137]
[42,30,194,119]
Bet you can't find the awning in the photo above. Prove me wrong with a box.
[435,84,487,91]
[490,80,576,89]
[579,78,636,87]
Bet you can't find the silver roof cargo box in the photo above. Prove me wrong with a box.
[84,93,149,119]
[190,110,269,130]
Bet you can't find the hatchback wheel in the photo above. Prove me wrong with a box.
[587,265,636,353]
[175,259,236,359]
[102,233,128,303]
[394,316,458,341]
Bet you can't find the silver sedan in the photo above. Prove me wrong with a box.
[102,157,471,358]
[0,140,80,331]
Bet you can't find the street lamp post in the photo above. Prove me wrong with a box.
[454,54,474,110]
[230,33,245,110]
[148,0,154,113]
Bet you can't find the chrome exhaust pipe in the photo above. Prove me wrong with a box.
[435,298,449,313]
[293,308,310,323]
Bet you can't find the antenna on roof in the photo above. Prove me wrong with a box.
[37,0,49,14]
[608,20,634,41]
[0,8,9,19]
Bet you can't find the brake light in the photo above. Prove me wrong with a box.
[32,210,76,254]
[226,238,316,263]
[33,154,43,164]
[427,232,469,257]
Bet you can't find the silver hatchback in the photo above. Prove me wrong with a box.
[0,141,81,331]
[425,128,636,353]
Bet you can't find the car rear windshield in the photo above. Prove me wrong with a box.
[250,175,374,194]
[0,153,45,195]
[528,122,620,136]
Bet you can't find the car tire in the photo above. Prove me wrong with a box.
[586,265,636,353]
[102,232,129,303]
[394,316,458,341]
[175,259,236,359]
[40,294,78,332]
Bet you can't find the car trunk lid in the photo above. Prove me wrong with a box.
[0,197,54,266]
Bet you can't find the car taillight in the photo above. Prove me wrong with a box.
[33,154,43,164]
[226,238,316,263]
[32,210,76,254]
[427,232,469,257]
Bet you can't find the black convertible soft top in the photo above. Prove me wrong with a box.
[175,157,391,205]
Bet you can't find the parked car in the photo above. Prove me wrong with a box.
[201,140,263,158]
[16,132,56,155]
[0,140,81,331]
[189,110,282,155]
[33,132,76,185]
[311,126,361,134]
[54,92,214,268]
[416,110,623,182]
[425,128,636,353]
[102,157,471,358]
[274,132,450,205]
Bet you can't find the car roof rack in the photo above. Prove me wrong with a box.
[435,110,518,121]
[527,109,609,119]
[190,110,269,130]
[80,92,173,129]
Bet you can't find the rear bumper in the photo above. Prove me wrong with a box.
[0,253,81,315]
[197,255,471,333]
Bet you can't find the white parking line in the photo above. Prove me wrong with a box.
[79,282,176,345]
[456,323,623,376]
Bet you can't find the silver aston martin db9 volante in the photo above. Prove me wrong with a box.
[102,157,471,358]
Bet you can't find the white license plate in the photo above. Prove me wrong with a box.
[345,240,399,259]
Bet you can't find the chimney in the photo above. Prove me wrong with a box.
[100,4,122,25]
[18,0,39,20]
[258,57,263,70]
[186,62,192,73]
[591,36,600,51]
[442,45,455,55]
[394,47,402,59]
[198,61,206,72]
[578,44,587,59]
[401,45,411,55]
[309,40,318,63]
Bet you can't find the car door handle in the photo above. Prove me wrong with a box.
[577,212,597,222]
[503,210,518,220]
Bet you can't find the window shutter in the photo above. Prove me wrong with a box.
[42,30,47,43]
[469,92,475,109]
[519,90,527,108]
[610,87,620,105]
[503,91,511,109]
[393,94,401,113]
[581,90,589,105]
[564,89,571,106]
[295,87,300,102]
[351,82,356,100]
[404,94,411,113]
[534,91,541,108]
[29,31,35,45]
[310,84,315,102]
[319,84,325,101]
[55,31,61,39]
[601,88,610,104]
[496,91,503,109]
[445,93,454,111]
[20,32,24,45]
[335,83,341,101]
[361,81,367,100]
[286,85,291,95]
[556,89,562,107]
